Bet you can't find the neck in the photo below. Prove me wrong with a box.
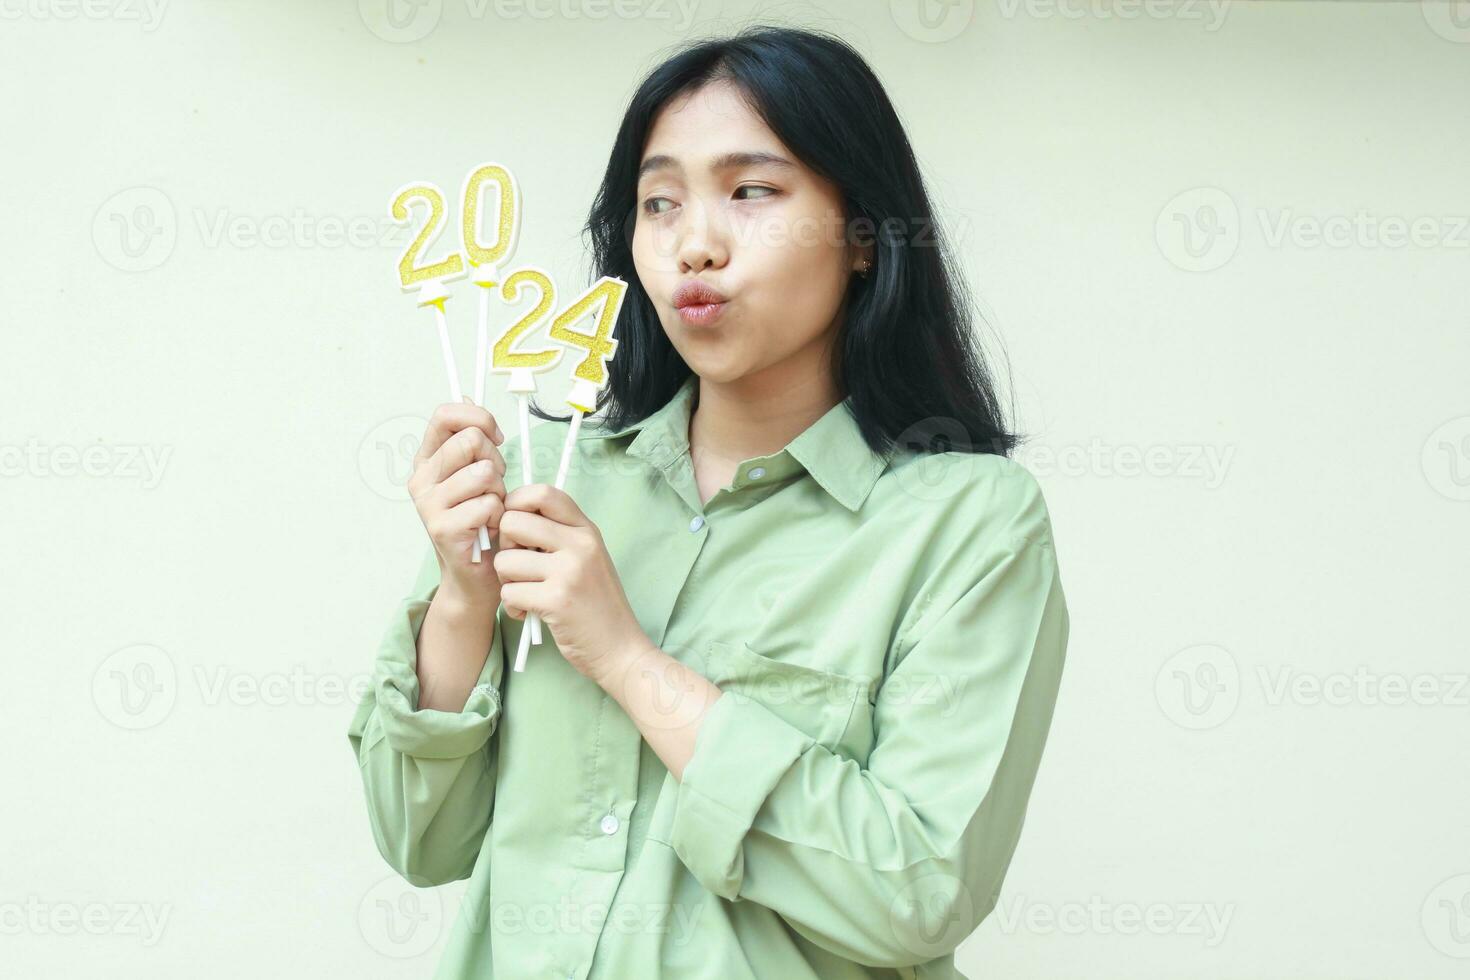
[687,365,842,467]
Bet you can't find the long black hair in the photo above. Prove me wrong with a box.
[531,24,1017,459]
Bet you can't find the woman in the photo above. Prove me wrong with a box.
[348,25,1069,980]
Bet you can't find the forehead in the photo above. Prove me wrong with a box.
[640,80,786,167]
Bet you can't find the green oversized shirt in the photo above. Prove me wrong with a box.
[347,374,1069,979]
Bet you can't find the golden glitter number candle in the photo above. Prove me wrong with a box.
[512,275,628,673]
[492,269,562,372]
[548,276,627,413]
[388,180,484,557]
[462,164,520,277]
[462,163,524,563]
[493,267,565,646]
[390,183,465,297]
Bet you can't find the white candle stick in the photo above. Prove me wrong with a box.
[518,393,543,646]
[512,404,585,673]
[463,163,521,565]
[467,276,494,564]
[473,282,489,407]
[434,303,462,403]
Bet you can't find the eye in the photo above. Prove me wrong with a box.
[642,196,676,216]
[734,185,777,201]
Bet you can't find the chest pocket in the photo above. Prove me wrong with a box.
[645,639,875,846]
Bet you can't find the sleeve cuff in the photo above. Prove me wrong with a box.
[372,583,506,761]
[666,688,812,900]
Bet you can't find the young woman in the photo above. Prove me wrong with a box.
[348,26,1069,980]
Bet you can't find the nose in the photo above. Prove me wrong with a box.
[675,197,730,275]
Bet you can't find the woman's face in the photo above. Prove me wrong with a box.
[631,79,866,389]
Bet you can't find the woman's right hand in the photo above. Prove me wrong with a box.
[408,398,508,609]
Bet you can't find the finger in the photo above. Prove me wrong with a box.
[490,546,550,584]
[498,509,572,553]
[415,401,505,466]
[440,491,505,539]
[434,458,506,510]
[504,483,592,529]
[417,425,504,493]
[499,581,549,620]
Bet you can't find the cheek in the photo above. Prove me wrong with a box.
[631,218,682,283]
[743,202,847,285]
[736,215,849,336]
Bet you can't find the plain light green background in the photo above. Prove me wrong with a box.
[2,1,1468,978]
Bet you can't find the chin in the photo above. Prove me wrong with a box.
[677,352,747,385]
[681,360,732,383]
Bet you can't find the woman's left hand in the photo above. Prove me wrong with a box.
[493,483,650,681]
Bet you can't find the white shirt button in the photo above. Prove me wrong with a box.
[748,466,766,480]
[600,813,620,835]
[689,516,705,532]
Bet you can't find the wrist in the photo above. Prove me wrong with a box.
[433,580,500,622]
[587,634,657,694]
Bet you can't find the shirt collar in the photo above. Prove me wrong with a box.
[580,374,892,512]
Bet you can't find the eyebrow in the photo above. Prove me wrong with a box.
[637,151,797,182]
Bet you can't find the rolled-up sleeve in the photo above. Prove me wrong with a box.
[665,477,1069,968]
[347,544,506,886]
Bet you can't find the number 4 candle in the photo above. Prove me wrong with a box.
[512,275,628,673]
